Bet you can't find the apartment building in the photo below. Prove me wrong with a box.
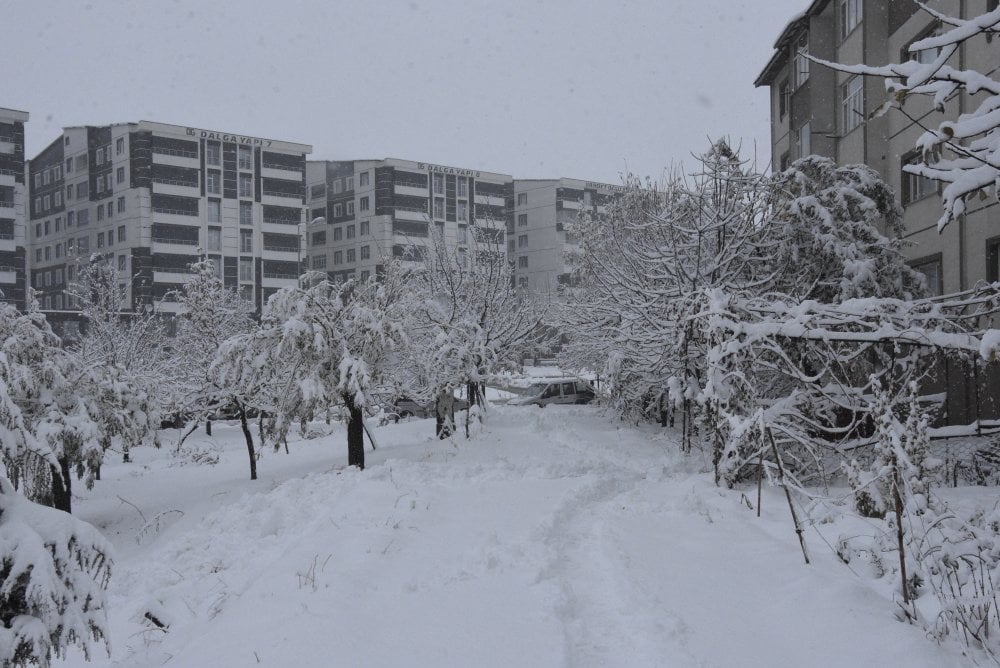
[756,0,1000,422]
[511,178,624,294]
[27,120,311,317]
[305,158,512,280]
[0,107,29,310]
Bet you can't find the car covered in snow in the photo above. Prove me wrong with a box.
[508,379,595,407]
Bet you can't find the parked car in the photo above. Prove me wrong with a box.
[509,379,595,407]
[392,396,470,420]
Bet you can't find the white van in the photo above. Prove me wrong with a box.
[509,380,595,407]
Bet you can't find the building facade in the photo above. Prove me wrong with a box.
[511,178,623,294]
[27,120,311,317]
[0,107,29,310]
[305,158,512,280]
[756,0,1000,422]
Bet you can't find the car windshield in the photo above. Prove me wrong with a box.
[526,383,548,396]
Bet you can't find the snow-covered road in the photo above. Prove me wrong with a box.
[59,406,960,667]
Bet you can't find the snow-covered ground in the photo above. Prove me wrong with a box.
[58,405,973,667]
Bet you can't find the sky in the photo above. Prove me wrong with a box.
[4,0,804,184]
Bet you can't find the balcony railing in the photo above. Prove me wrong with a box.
[0,200,13,208]
[263,217,299,225]
[152,236,198,246]
[0,232,14,240]
[152,147,198,159]
[262,189,302,199]
[263,244,299,252]
[153,207,198,217]
[262,272,299,279]
[153,177,199,188]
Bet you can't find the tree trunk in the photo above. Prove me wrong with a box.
[345,394,365,470]
[238,403,257,480]
[435,388,455,439]
[206,418,212,436]
[50,458,72,514]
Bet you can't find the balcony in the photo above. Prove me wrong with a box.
[394,184,428,198]
[0,267,16,284]
[152,180,200,197]
[262,275,298,289]
[0,169,16,187]
[394,206,429,223]
[152,237,199,252]
[262,192,303,206]
[0,140,14,156]
[262,166,302,180]
[153,269,194,284]
[475,194,505,207]
[0,235,17,253]
[152,151,199,169]
[261,246,300,262]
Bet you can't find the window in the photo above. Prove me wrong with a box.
[34,248,41,262]
[66,158,73,173]
[207,170,221,195]
[44,220,50,235]
[333,227,342,241]
[76,155,87,171]
[67,211,75,226]
[359,196,369,212]
[238,145,252,170]
[906,24,943,64]
[240,229,253,253]
[55,191,63,207]
[66,185,73,201]
[312,230,327,245]
[333,250,343,265]
[346,201,354,216]
[78,237,89,254]
[778,79,789,119]
[360,220,369,236]
[97,232,104,248]
[117,167,125,184]
[345,176,353,191]
[517,192,527,206]
[433,173,443,195]
[333,202,343,217]
[841,77,864,134]
[95,148,104,165]
[54,165,61,180]
[55,243,62,258]
[96,206,104,222]
[347,248,356,263]
[118,254,127,271]
[840,0,862,40]
[361,245,370,260]
[901,151,937,205]
[518,276,528,289]
[117,196,125,213]
[42,195,50,211]
[76,182,88,199]
[239,257,253,281]
[797,122,811,158]
[433,198,444,219]
[107,202,114,219]
[912,254,943,296]
[458,248,467,268]
[793,33,809,88]
[312,255,327,269]
[359,171,369,187]
[77,208,89,226]
[518,234,528,248]
[240,201,253,225]
[55,217,62,232]
[361,270,370,281]
[118,225,126,242]
[42,170,50,186]
[239,173,253,198]
[116,137,125,155]
[346,224,355,239]
[106,229,113,247]
[458,225,468,244]
[518,256,528,268]
[207,226,221,251]
[518,213,527,226]
[458,177,468,198]
[67,238,75,255]
[333,179,342,194]
[206,142,221,166]
[106,173,114,191]
[208,199,221,223]
[457,201,467,221]
[34,173,41,189]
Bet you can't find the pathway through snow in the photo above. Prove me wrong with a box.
[58,406,961,667]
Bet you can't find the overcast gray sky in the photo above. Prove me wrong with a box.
[5,0,803,183]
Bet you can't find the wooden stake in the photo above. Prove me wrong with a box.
[766,427,810,565]
[892,465,910,605]
[362,419,378,451]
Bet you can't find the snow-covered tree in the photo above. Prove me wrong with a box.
[0,299,113,667]
[407,229,547,437]
[169,259,256,438]
[816,5,1000,231]
[215,266,409,471]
